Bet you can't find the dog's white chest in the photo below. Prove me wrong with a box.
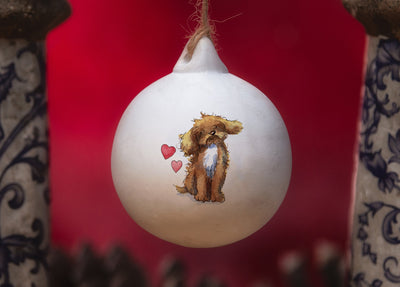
[203,144,218,178]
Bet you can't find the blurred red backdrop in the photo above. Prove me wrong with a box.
[46,0,366,286]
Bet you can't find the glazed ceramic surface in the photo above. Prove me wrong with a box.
[111,37,291,247]
[351,36,400,287]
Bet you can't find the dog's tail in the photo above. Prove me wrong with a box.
[175,185,188,194]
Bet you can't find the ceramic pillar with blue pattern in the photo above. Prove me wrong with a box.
[0,1,70,286]
[342,0,400,286]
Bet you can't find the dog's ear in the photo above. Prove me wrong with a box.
[220,118,243,134]
[180,126,201,156]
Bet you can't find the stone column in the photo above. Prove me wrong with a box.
[0,1,70,286]
[342,1,400,286]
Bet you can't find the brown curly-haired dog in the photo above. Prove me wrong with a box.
[176,113,243,202]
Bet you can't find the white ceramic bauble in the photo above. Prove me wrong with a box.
[111,37,291,248]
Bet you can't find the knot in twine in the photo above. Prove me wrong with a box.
[185,0,215,60]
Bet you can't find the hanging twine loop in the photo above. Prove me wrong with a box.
[185,0,214,60]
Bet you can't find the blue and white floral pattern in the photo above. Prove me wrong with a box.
[360,38,400,193]
[352,37,400,287]
[0,40,49,287]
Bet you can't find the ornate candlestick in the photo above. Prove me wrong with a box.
[0,1,70,286]
[342,0,400,285]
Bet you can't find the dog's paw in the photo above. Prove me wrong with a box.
[212,193,225,203]
[195,194,207,202]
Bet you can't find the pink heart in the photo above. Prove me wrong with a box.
[161,144,176,159]
[171,160,182,173]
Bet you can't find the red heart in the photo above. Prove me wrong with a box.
[161,144,176,159]
[171,160,182,173]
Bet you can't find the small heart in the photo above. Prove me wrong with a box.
[171,160,182,173]
[161,144,176,159]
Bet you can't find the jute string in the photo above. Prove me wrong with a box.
[185,0,214,60]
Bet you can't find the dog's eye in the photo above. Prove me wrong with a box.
[210,130,216,135]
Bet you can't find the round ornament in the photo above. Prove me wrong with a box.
[111,36,292,248]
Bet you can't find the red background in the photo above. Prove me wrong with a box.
[47,0,366,286]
